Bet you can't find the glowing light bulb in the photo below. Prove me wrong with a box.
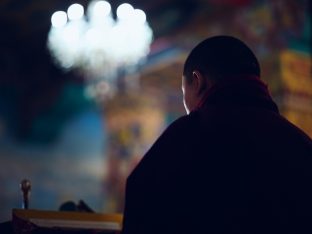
[67,3,84,20]
[133,9,146,24]
[116,3,134,20]
[48,0,154,99]
[94,1,111,17]
[51,11,68,28]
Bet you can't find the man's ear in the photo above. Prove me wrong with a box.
[192,70,207,95]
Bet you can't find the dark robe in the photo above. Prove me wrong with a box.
[121,78,312,234]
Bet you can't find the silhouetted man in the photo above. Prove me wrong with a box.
[121,36,312,234]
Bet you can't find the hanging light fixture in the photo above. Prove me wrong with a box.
[47,0,153,101]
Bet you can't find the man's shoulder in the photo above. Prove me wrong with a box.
[128,114,199,180]
[146,114,196,150]
[164,113,197,133]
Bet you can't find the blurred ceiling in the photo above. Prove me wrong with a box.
[0,0,254,43]
[0,0,256,96]
[0,0,206,141]
[0,0,309,142]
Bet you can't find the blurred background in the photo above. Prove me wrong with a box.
[0,0,311,222]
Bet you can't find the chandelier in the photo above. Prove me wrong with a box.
[47,1,153,100]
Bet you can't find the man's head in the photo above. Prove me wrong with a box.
[182,35,260,114]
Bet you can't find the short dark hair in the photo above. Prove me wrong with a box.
[183,35,260,83]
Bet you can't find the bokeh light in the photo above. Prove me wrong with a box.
[51,11,67,28]
[93,1,112,18]
[116,3,134,21]
[48,0,153,101]
[133,9,147,24]
[67,3,84,21]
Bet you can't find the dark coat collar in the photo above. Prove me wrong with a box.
[196,76,279,113]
